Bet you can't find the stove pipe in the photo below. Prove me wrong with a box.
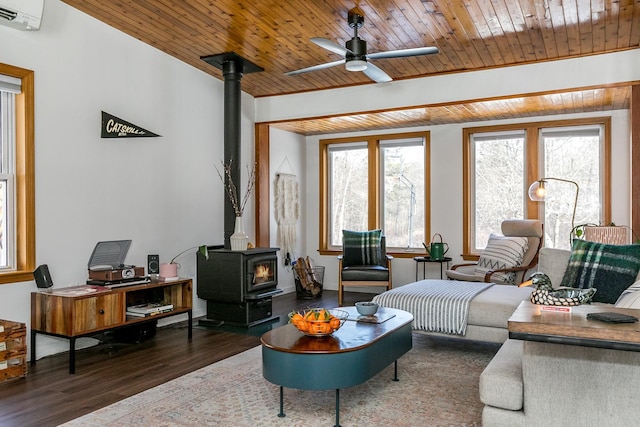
[201,53,264,249]
[222,60,242,248]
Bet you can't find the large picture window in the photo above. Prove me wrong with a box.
[463,118,610,256]
[540,126,604,248]
[320,131,429,255]
[470,131,525,252]
[0,64,35,283]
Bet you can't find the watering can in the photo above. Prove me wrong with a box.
[423,233,449,260]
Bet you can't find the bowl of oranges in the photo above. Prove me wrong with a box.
[288,308,349,337]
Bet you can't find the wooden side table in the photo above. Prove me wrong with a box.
[413,256,452,280]
[508,301,640,351]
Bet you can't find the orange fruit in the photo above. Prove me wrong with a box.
[297,320,308,332]
[309,321,329,335]
[321,322,332,334]
[329,317,341,330]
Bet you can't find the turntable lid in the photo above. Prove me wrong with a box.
[88,240,132,269]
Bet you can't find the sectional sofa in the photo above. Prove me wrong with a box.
[480,246,640,426]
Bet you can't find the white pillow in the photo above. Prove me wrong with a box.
[615,280,640,308]
[474,234,528,285]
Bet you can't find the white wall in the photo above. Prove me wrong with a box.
[303,109,631,292]
[1,1,256,358]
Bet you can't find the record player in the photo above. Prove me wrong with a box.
[89,265,145,281]
[87,240,145,281]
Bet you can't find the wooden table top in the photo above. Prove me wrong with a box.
[260,306,413,354]
[508,301,640,349]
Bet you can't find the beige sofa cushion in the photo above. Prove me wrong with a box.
[467,284,533,328]
[537,247,571,288]
[480,339,524,411]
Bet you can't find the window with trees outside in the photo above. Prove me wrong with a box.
[320,131,430,254]
[464,117,610,256]
[0,64,35,284]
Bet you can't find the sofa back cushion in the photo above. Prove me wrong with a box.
[538,247,571,288]
[615,280,640,308]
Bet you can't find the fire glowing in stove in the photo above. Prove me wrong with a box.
[254,264,273,284]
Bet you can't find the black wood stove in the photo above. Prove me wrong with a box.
[197,246,281,327]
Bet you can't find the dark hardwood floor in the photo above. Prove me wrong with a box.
[0,290,371,427]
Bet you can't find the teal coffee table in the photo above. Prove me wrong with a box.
[261,306,413,427]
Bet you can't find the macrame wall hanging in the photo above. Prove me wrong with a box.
[275,173,299,265]
[275,158,299,266]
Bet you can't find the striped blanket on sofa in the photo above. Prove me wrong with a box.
[372,280,492,335]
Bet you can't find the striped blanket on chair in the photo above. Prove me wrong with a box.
[372,280,492,335]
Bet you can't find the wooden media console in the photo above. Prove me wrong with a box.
[31,278,193,373]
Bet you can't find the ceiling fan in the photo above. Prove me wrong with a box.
[285,7,439,83]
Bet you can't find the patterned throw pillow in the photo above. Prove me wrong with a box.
[474,234,529,285]
[560,239,640,304]
[342,229,382,267]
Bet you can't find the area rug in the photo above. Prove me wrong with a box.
[60,333,499,427]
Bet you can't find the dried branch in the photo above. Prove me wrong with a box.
[215,160,256,217]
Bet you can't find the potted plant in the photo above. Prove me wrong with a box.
[159,245,209,280]
[216,160,256,250]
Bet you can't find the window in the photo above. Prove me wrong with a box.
[0,63,35,284]
[464,118,610,256]
[539,126,604,248]
[470,131,525,252]
[0,90,16,267]
[320,131,430,254]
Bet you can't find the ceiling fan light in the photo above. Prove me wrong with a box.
[346,59,367,72]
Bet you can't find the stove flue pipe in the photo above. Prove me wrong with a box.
[201,53,264,249]
[222,59,242,249]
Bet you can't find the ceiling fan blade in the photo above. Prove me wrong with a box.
[362,62,392,83]
[367,46,439,60]
[311,37,351,56]
[285,59,346,76]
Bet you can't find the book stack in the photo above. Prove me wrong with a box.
[126,302,174,318]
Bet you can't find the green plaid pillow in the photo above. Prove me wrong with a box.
[560,239,640,304]
[342,229,383,267]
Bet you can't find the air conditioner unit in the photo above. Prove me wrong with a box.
[0,0,43,31]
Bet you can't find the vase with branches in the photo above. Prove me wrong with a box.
[216,160,256,250]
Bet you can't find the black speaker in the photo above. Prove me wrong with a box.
[147,254,160,275]
[33,264,54,289]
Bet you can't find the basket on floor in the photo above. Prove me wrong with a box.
[293,266,324,299]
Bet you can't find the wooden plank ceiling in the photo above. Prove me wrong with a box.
[62,0,639,135]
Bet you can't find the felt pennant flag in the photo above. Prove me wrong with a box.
[101,111,161,138]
